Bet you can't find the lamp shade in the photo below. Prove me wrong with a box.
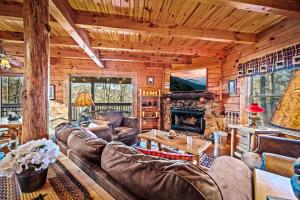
[74,92,94,107]
[246,103,265,113]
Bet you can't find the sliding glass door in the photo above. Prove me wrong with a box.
[70,76,133,121]
[0,76,23,117]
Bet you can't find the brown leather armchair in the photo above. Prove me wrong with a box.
[90,111,139,146]
[242,135,300,177]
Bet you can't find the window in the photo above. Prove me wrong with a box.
[247,69,293,125]
[0,76,23,117]
[94,82,132,103]
[70,76,133,121]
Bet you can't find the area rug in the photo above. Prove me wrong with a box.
[0,160,91,200]
[199,154,215,168]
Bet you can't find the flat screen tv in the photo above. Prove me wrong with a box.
[170,69,207,92]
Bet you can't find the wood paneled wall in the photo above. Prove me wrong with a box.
[221,18,300,122]
[50,60,165,118]
[170,57,222,98]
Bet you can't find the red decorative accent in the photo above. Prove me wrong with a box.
[136,147,194,161]
[246,103,265,113]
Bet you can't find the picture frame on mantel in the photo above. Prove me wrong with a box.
[147,76,154,85]
[228,80,236,96]
[49,85,55,100]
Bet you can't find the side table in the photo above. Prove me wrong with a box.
[228,124,281,158]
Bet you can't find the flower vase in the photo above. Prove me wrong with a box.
[16,168,48,193]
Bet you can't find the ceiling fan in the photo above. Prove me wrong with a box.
[0,48,22,71]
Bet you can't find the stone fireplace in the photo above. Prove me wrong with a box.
[162,92,224,138]
[171,107,205,134]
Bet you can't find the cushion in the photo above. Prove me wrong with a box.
[241,152,262,170]
[87,124,112,142]
[136,147,194,162]
[291,174,300,198]
[67,129,108,162]
[291,158,300,198]
[0,151,4,161]
[54,122,80,144]
[101,142,222,200]
[123,117,138,129]
[260,153,295,177]
[92,120,110,126]
[209,156,253,200]
[96,111,123,127]
[114,127,138,140]
[294,157,300,175]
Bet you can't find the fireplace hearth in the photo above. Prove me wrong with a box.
[171,107,205,134]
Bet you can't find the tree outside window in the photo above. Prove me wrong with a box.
[247,69,293,125]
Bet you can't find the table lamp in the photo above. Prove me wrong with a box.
[246,103,265,128]
[74,92,94,124]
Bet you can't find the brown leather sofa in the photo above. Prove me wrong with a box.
[54,123,253,200]
[90,111,139,146]
[242,135,300,177]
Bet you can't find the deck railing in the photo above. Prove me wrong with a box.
[1,104,22,117]
[71,102,132,121]
[0,103,132,121]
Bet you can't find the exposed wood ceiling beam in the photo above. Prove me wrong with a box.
[74,10,256,44]
[0,31,224,57]
[99,53,192,64]
[0,2,256,45]
[48,0,105,68]
[3,46,192,64]
[192,0,300,18]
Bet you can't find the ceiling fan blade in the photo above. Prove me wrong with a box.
[8,57,23,67]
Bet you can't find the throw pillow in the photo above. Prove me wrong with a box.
[54,122,80,144]
[136,147,194,162]
[291,157,300,198]
[67,129,107,162]
[0,151,4,160]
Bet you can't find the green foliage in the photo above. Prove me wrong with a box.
[71,81,132,103]
[1,76,23,104]
[248,69,293,124]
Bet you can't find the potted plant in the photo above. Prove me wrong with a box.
[0,139,60,193]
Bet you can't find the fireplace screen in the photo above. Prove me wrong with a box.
[171,108,205,134]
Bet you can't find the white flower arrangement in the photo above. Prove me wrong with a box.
[0,138,60,177]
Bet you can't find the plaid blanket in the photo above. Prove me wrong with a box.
[136,147,194,161]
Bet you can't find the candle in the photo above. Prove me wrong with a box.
[158,90,161,96]
[142,112,145,118]
[139,89,142,95]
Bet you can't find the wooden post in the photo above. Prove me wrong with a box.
[22,0,50,143]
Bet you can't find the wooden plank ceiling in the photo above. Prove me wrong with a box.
[0,0,293,66]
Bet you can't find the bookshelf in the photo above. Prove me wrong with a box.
[139,89,161,132]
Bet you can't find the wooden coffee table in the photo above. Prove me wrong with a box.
[138,130,211,163]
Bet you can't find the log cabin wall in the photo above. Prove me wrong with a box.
[0,60,164,119]
[50,60,165,118]
[169,57,222,97]
[222,18,300,123]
